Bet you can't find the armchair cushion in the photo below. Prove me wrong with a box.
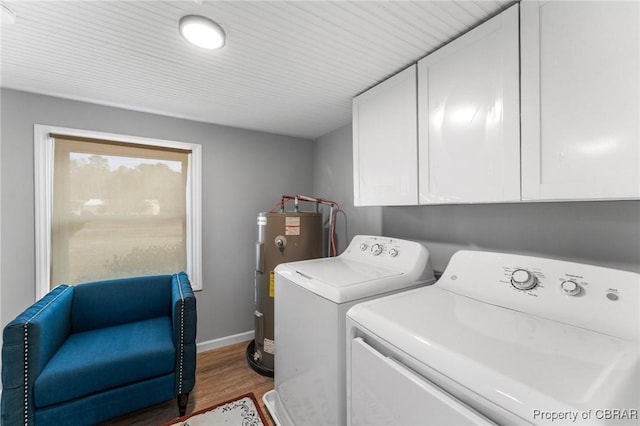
[35,316,175,407]
[71,275,172,332]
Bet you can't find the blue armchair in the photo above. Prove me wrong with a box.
[1,272,197,425]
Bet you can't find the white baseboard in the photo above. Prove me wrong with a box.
[196,330,254,353]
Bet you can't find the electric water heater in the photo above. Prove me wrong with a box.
[247,211,323,376]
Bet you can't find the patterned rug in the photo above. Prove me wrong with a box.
[162,393,269,426]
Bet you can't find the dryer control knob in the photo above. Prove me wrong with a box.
[360,243,368,251]
[389,248,399,257]
[560,280,581,296]
[370,244,383,256]
[511,269,538,291]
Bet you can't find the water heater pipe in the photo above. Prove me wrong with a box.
[270,194,342,256]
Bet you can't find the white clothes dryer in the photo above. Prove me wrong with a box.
[263,235,436,426]
[347,250,640,425]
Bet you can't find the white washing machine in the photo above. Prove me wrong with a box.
[347,250,640,425]
[263,235,436,426]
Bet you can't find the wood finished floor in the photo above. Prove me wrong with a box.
[102,341,275,425]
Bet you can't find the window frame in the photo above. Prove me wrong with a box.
[34,124,202,297]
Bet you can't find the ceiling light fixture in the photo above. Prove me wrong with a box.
[179,15,225,50]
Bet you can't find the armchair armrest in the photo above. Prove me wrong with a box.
[171,272,197,395]
[2,285,74,426]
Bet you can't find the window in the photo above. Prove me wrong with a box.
[35,125,202,296]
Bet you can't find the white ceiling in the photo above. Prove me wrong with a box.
[1,0,513,139]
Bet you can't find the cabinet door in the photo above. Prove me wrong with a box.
[353,66,418,206]
[521,1,640,201]
[418,5,520,204]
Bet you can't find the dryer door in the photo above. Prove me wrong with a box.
[350,338,495,426]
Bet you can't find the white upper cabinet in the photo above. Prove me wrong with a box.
[521,1,640,201]
[418,4,520,204]
[353,1,637,206]
[353,65,418,206]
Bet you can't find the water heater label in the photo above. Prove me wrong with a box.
[269,271,275,298]
[257,216,267,226]
[285,216,301,235]
[264,338,275,354]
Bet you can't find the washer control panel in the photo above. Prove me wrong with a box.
[356,237,403,259]
[440,250,639,341]
[341,235,435,285]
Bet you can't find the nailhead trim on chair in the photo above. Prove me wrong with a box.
[176,274,186,395]
[179,299,185,394]
[23,324,29,426]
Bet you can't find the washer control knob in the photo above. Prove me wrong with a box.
[389,248,399,257]
[511,269,538,291]
[560,280,581,296]
[360,243,368,251]
[370,244,383,256]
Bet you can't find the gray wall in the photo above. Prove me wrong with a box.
[313,124,640,273]
[313,124,382,254]
[0,89,315,343]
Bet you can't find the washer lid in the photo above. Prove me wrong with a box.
[290,257,401,286]
[347,286,640,422]
[276,258,407,303]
